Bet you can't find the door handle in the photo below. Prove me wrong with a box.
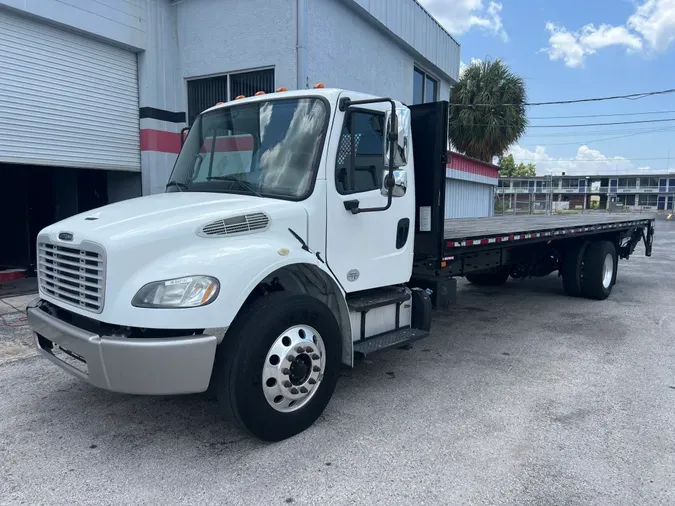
[396,218,410,249]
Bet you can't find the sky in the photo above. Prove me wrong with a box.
[417,0,675,175]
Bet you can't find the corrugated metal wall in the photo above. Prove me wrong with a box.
[0,9,140,171]
[445,179,494,219]
[346,0,460,81]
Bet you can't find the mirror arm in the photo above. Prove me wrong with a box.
[339,97,397,214]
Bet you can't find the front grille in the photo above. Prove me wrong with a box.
[199,212,270,237]
[37,240,106,313]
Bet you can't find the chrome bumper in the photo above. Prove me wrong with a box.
[26,299,217,395]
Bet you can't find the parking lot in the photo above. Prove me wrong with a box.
[1,221,674,505]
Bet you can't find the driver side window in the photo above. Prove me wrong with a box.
[335,110,385,194]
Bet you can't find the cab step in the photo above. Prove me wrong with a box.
[346,287,410,312]
[353,327,429,358]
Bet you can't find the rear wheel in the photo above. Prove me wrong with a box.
[581,241,617,300]
[465,268,509,286]
[561,241,589,297]
[214,292,342,441]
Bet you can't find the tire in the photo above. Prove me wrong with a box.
[561,241,589,297]
[581,241,617,300]
[465,268,509,286]
[214,292,342,441]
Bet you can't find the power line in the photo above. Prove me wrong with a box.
[452,117,675,128]
[522,127,675,138]
[529,118,675,128]
[540,126,675,146]
[512,156,671,163]
[527,88,675,106]
[453,87,675,107]
[529,109,675,120]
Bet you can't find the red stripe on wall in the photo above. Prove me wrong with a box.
[140,129,182,154]
[140,130,255,155]
[200,136,254,153]
[447,151,500,179]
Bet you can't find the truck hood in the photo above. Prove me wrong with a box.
[39,192,308,249]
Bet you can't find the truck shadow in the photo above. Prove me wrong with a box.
[26,380,267,456]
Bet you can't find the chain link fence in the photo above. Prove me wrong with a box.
[493,190,658,216]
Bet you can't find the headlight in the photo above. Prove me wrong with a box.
[132,276,219,308]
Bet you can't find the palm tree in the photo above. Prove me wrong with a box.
[448,59,528,163]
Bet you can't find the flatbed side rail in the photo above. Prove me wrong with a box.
[444,218,654,252]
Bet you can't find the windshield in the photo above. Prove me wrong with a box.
[166,97,329,200]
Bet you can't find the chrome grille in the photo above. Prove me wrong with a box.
[37,240,106,313]
[199,212,270,237]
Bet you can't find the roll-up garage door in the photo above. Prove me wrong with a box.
[0,10,140,171]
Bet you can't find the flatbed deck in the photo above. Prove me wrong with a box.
[445,213,653,240]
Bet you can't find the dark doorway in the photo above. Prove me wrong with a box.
[0,164,112,271]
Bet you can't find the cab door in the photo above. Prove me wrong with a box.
[325,98,414,292]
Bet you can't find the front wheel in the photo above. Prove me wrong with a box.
[214,292,342,441]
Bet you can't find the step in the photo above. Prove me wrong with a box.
[353,327,429,358]
[347,287,410,313]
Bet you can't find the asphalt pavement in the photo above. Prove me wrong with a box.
[1,222,674,505]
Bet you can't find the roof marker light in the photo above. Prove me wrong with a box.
[255,91,266,96]
[313,83,325,89]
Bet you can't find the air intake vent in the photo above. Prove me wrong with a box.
[199,212,270,237]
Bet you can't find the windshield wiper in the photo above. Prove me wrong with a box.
[166,180,188,192]
[207,175,263,197]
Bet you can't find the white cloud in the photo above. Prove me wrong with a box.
[459,57,483,76]
[543,0,675,67]
[507,145,642,175]
[628,0,675,51]
[418,0,508,40]
[543,23,643,68]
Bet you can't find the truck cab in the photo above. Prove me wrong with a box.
[27,88,442,441]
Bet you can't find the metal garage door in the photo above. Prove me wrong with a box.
[0,10,140,171]
[445,179,494,219]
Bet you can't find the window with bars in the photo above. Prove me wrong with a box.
[187,68,275,125]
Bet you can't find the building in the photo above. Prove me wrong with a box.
[0,0,490,272]
[446,152,500,218]
[497,174,675,212]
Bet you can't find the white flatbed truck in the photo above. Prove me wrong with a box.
[27,88,655,441]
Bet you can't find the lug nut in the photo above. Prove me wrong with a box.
[299,387,308,394]
[281,368,290,375]
[283,381,292,388]
[290,387,299,394]
[295,346,305,353]
[311,354,320,360]
[308,378,317,385]
[305,347,314,353]
[287,355,295,362]
[312,365,320,372]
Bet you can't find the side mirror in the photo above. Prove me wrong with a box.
[381,170,407,198]
[384,107,410,167]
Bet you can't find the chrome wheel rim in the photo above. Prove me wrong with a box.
[602,253,614,289]
[262,325,326,413]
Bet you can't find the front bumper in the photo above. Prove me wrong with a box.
[26,299,217,395]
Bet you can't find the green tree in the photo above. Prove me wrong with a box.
[497,154,536,177]
[449,59,528,162]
